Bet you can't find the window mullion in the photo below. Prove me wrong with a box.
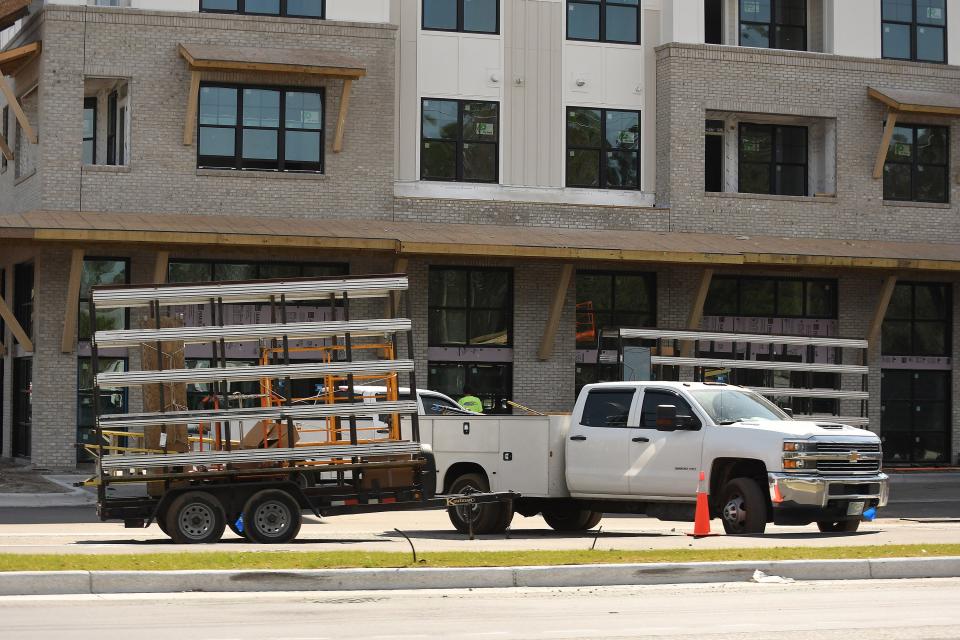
[236,89,244,170]
[278,90,286,171]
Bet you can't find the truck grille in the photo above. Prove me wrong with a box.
[815,442,881,453]
[817,460,882,473]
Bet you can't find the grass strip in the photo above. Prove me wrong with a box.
[1,544,959,572]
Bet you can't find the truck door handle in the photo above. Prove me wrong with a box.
[632,436,650,443]
[569,435,587,441]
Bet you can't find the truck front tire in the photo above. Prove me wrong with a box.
[447,472,510,535]
[719,478,767,535]
[164,491,227,544]
[817,519,861,533]
[542,508,603,532]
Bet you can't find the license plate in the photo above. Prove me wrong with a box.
[847,501,865,516]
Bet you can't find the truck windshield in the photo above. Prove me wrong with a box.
[688,388,789,424]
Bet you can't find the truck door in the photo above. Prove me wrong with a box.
[565,387,636,496]
[628,389,706,498]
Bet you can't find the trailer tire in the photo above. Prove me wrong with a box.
[817,519,860,533]
[242,489,302,544]
[542,508,603,532]
[719,477,767,535]
[447,473,505,535]
[165,491,227,544]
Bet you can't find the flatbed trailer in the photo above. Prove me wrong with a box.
[88,273,512,543]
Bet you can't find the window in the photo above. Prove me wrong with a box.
[882,282,951,357]
[704,276,836,318]
[639,390,699,429]
[12,357,30,458]
[739,123,807,196]
[882,0,946,63]
[168,260,347,283]
[77,358,128,463]
[1,106,7,172]
[705,0,723,44]
[881,370,950,464]
[0,268,5,343]
[428,267,512,347]
[421,99,499,183]
[198,84,324,173]
[705,119,724,192]
[79,259,129,342]
[13,262,33,341]
[422,0,498,34]
[428,362,513,415]
[567,0,641,44]
[580,389,635,427]
[200,0,325,18]
[576,271,655,346]
[105,90,128,166]
[83,97,97,165]
[883,124,948,203]
[567,107,640,189]
[739,0,806,50]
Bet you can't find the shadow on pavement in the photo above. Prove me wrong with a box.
[375,529,669,541]
[75,537,389,546]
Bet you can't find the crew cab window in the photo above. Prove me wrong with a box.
[640,390,699,429]
[580,389,635,427]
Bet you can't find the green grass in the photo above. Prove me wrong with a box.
[1,544,958,572]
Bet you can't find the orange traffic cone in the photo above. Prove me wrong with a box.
[687,471,718,538]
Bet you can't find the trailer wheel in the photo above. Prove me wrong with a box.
[719,477,767,535]
[447,473,506,535]
[242,489,302,544]
[165,491,227,544]
[817,519,860,533]
[542,508,602,532]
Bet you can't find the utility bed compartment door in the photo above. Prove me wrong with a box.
[495,418,550,496]
[431,416,500,453]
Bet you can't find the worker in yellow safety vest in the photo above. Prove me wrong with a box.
[458,389,484,413]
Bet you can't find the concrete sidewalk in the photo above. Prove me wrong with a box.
[2,556,960,596]
[0,475,94,508]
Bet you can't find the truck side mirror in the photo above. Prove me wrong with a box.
[655,404,678,431]
[781,407,794,418]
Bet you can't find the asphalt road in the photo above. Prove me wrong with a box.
[3,578,959,640]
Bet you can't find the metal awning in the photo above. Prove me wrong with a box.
[2,210,959,273]
[0,0,29,32]
[868,86,960,179]
[178,43,366,152]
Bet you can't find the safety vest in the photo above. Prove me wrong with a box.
[458,395,484,413]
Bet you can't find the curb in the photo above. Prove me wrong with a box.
[2,557,959,596]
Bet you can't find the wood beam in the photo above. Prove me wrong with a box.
[153,250,169,284]
[0,132,13,161]
[682,268,714,357]
[873,111,898,179]
[183,71,201,146]
[60,248,85,353]
[333,78,353,153]
[0,75,36,144]
[538,263,574,361]
[868,275,898,349]
[0,292,32,352]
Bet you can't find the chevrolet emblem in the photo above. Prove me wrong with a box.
[849,451,860,463]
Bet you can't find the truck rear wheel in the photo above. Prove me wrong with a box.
[719,478,767,535]
[542,508,603,532]
[817,519,861,533]
[447,473,508,535]
[242,489,302,544]
[165,491,227,544]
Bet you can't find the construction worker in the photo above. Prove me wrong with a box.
[458,389,484,413]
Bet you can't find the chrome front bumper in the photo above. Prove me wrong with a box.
[768,472,889,509]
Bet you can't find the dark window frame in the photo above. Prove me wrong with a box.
[199,0,326,18]
[738,123,808,196]
[883,122,950,204]
[420,98,500,184]
[13,262,33,342]
[197,82,325,174]
[738,0,807,51]
[704,275,838,319]
[881,0,947,63]
[427,361,514,415]
[167,259,348,283]
[78,257,131,343]
[566,0,642,44]
[575,270,657,346]
[566,106,642,190]
[421,0,500,34]
[881,369,951,464]
[1,105,7,172]
[83,96,97,165]
[107,91,118,166]
[428,265,514,348]
[881,281,952,357]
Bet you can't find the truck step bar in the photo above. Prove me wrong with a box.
[97,360,414,388]
[94,318,411,348]
[615,328,868,349]
[649,355,868,375]
[92,274,408,309]
[98,400,418,429]
[101,441,423,471]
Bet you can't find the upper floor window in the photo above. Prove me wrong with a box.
[200,0,325,18]
[883,124,948,203]
[567,0,640,44]
[739,123,807,196]
[84,80,131,167]
[423,0,498,34]
[882,282,951,356]
[705,276,837,318]
[421,99,499,183]
[428,267,512,347]
[567,107,640,190]
[83,97,97,165]
[739,0,806,51]
[882,0,946,63]
[198,84,324,173]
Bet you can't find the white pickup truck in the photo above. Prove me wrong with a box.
[416,381,889,535]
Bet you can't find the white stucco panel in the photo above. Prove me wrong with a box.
[327,0,390,23]
[565,43,644,109]
[419,32,503,100]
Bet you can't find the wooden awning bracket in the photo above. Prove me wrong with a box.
[538,264,574,361]
[873,110,898,180]
[183,71,200,146]
[61,248,85,353]
[0,41,41,146]
[333,78,352,154]
[0,132,13,161]
[0,291,34,352]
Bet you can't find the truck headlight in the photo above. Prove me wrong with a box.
[783,441,812,452]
